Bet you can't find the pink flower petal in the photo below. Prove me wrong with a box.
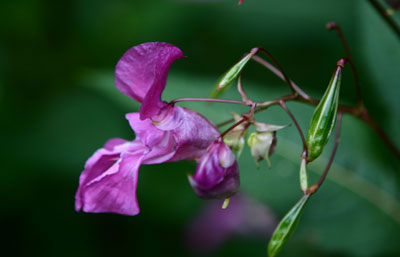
[115,42,184,120]
[189,141,240,199]
[75,140,147,215]
[77,152,145,215]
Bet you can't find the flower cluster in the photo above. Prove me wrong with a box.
[75,42,239,215]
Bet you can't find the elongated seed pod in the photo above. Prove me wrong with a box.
[267,195,310,257]
[306,59,346,162]
[210,48,258,98]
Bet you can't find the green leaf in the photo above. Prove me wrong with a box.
[210,48,258,98]
[268,195,310,257]
[306,61,343,162]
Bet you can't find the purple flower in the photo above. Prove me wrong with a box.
[75,42,240,215]
[189,140,240,199]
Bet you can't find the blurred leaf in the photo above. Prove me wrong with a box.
[267,195,310,257]
[359,0,400,151]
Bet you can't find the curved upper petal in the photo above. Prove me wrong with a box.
[115,42,184,120]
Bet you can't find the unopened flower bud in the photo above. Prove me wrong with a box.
[247,131,276,168]
[189,141,240,199]
[247,122,286,167]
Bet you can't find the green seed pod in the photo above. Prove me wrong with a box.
[299,157,308,193]
[306,59,345,162]
[267,195,310,257]
[210,48,258,98]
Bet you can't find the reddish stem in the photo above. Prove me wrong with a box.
[251,55,312,101]
[220,118,247,138]
[279,100,308,153]
[237,75,251,104]
[171,98,250,106]
[308,112,343,195]
[255,47,297,95]
[327,22,363,107]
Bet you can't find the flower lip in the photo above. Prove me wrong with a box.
[115,42,185,120]
[151,104,184,131]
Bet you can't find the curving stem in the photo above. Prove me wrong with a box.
[251,55,313,101]
[171,97,250,106]
[326,22,363,107]
[237,74,252,104]
[279,100,308,153]
[308,112,343,195]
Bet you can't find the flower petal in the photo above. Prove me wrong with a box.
[126,112,174,148]
[126,112,178,164]
[115,42,184,119]
[169,107,220,161]
[127,107,220,162]
[76,151,145,216]
[104,138,127,150]
[189,142,240,199]
[76,140,130,203]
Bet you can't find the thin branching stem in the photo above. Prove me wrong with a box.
[327,22,363,106]
[251,55,313,101]
[220,118,247,138]
[255,47,297,95]
[237,75,251,104]
[208,42,399,159]
[279,100,308,153]
[171,97,250,106]
[215,88,399,160]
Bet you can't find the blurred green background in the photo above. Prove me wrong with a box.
[1,0,400,256]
